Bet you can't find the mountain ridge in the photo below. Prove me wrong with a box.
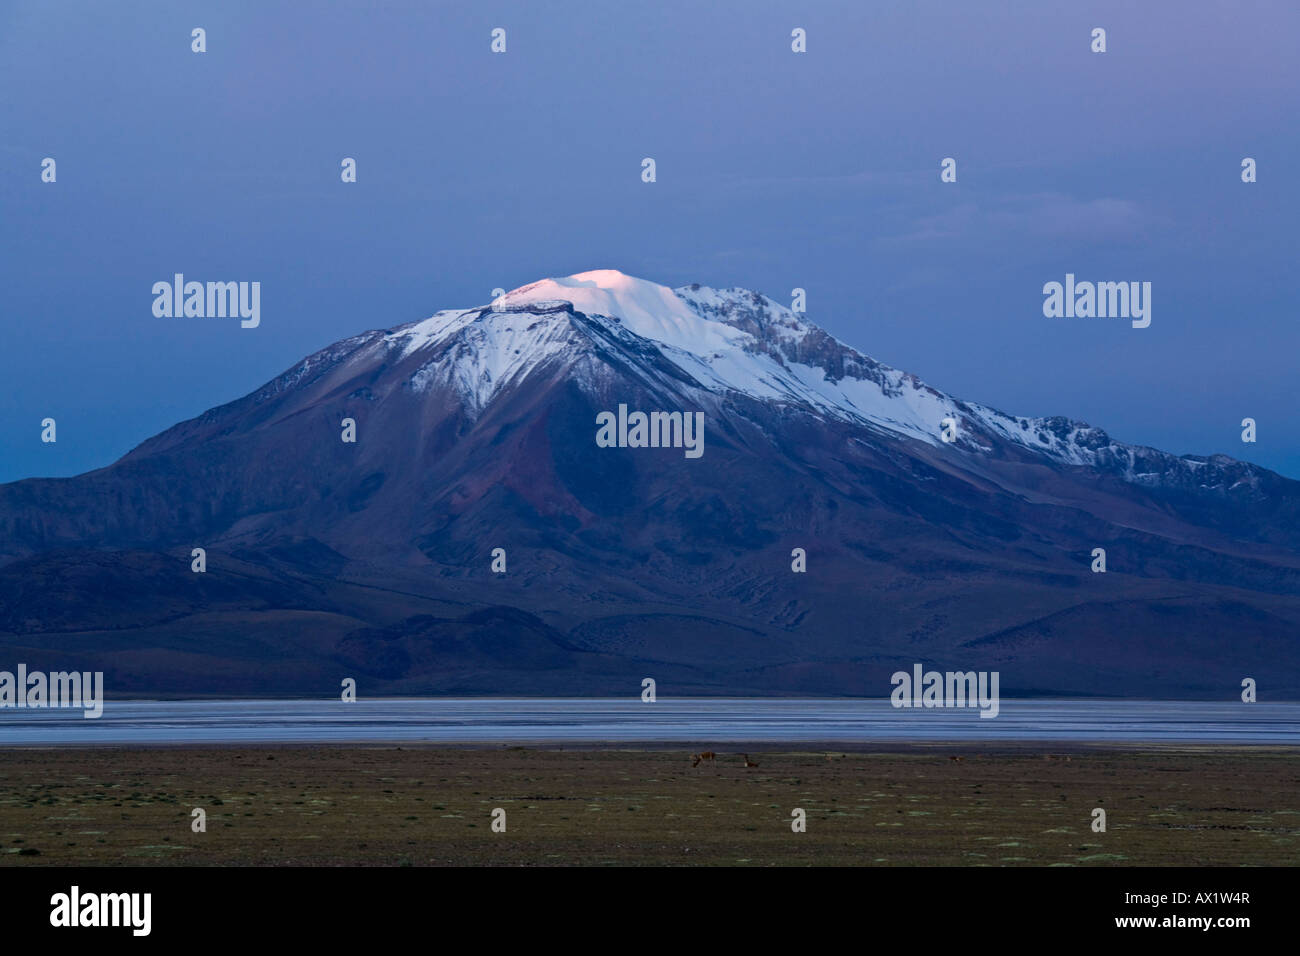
[1,269,1296,697]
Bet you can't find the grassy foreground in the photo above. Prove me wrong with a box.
[1,746,1296,866]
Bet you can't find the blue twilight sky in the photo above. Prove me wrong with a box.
[2,0,1298,482]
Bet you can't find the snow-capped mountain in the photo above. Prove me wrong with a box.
[1,269,1297,698]
[386,269,1091,449]
[305,269,1268,495]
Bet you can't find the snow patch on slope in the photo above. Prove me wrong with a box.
[391,308,582,413]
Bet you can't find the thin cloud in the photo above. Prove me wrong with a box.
[886,193,1159,244]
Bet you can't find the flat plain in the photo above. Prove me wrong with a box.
[0,746,1296,866]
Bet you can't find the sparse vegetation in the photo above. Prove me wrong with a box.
[0,746,1295,866]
